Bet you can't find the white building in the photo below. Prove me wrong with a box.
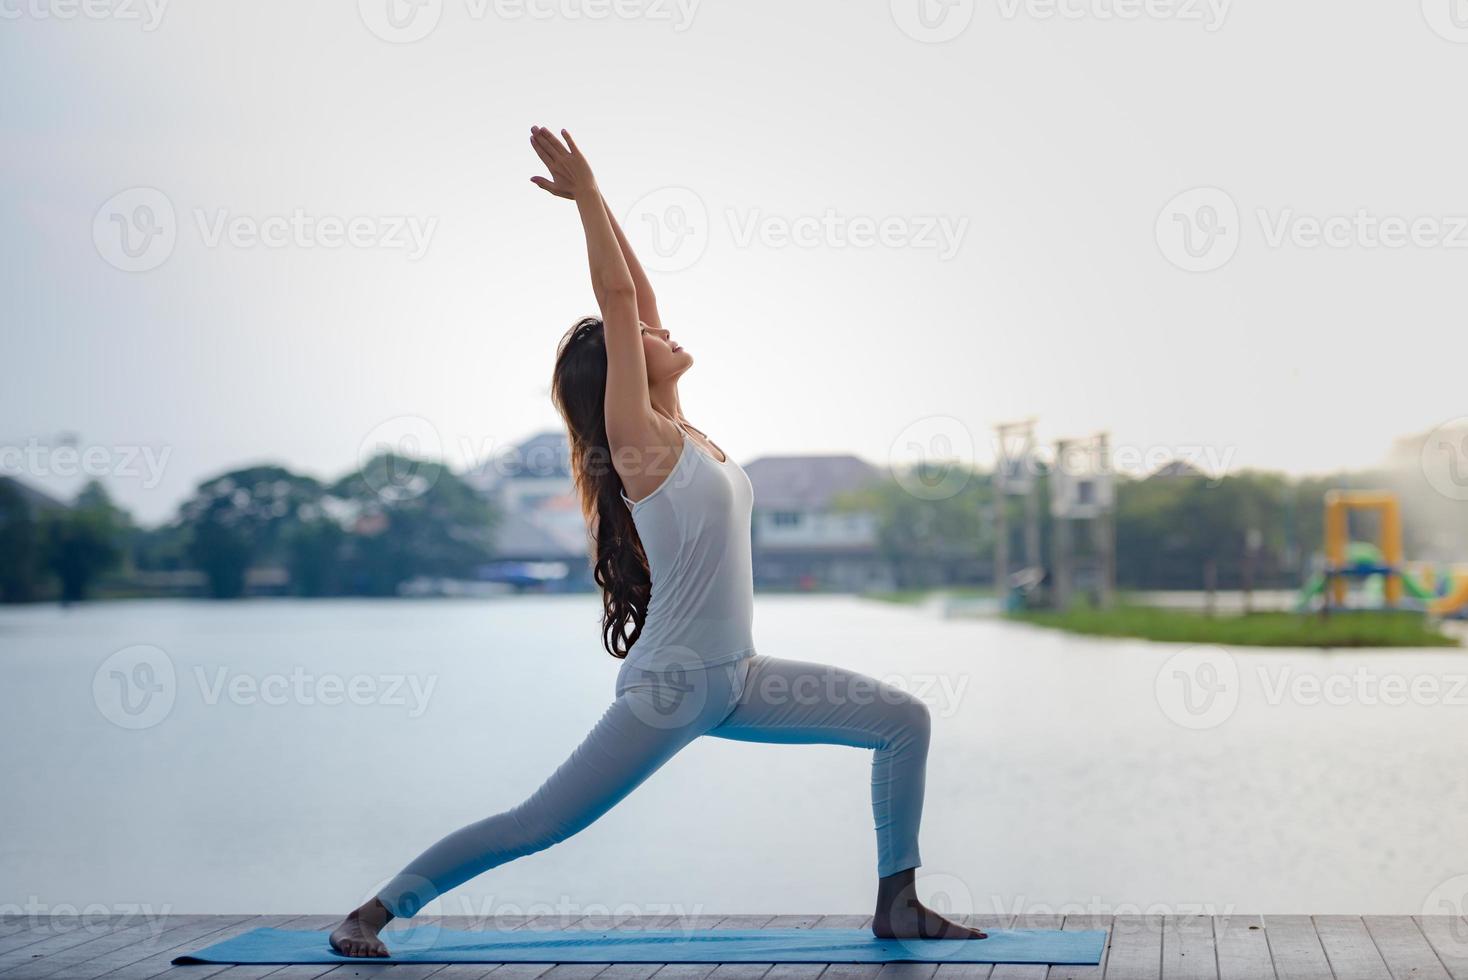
[743,455,893,591]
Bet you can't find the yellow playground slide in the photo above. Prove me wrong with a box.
[1429,575,1468,617]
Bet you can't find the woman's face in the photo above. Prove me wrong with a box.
[639,321,694,383]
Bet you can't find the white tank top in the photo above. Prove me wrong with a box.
[618,422,757,672]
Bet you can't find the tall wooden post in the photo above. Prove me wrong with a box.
[1052,437,1072,610]
[1094,432,1115,609]
[994,420,1038,602]
[993,481,1009,597]
[1024,474,1041,573]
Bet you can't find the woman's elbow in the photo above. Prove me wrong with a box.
[597,280,638,313]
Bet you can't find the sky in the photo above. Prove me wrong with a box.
[4,0,1468,523]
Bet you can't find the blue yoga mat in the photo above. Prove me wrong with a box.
[173,926,1107,965]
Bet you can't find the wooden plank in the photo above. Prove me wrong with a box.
[1259,916,1330,980]
[65,915,255,980]
[1362,917,1451,980]
[1045,913,1109,980]
[152,915,306,980]
[1101,915,1162,980]
[576,914,664,933]
[0,914,189,975]
[713,915,780,933]
[0,918,115,959]
[0,914,175,968]
[1414,917,1468,980]
[873,960,936,980]
[529,965,610,980]
[12,916,298,980]
[40,910,1454,980]
[758,918,815,931]
[1211,915,1270,980]
[646,965,718,980]
[1159,915,1216,980]
[659,916,729,934]
[1311,916,1390,980]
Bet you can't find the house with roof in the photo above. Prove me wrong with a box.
[470,433,896,593]
[742,455,893,591]
[469,431,591,589]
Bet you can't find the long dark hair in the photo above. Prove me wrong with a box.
[551,316,650,658]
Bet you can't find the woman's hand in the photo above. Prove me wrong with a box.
[529,125,597,201]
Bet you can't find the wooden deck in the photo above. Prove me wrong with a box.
[2,913,1467,980]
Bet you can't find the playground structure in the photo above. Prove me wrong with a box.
[1298,490,1468,618]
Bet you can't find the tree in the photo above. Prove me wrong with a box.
[0,479,42,603]
[837,465,993,589]
[41,480,126,602]
[1113,470,1313,590]
[287,515,347,597]
[329,454,496,596]
[178,466,324,598]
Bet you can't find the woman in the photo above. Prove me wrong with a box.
[328,127,985,957]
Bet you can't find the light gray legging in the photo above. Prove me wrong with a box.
[376,654,931,917]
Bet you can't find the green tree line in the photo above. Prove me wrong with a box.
[840,464,1412,592]
[0,454,497,602]
[2,452,1444,602]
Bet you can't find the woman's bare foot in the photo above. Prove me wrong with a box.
[329,897,394,958]
[872,869,987,940]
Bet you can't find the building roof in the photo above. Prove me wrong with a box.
[468,431,572,493]
[1147,459,1207,480]
[0,475,70,512]
[491,509,585,560]
[742,456,882,510]
[499,431,571,480]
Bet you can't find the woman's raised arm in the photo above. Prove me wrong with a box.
[530,135,661,330]
[602,200,660,331]
[529,126,652,445]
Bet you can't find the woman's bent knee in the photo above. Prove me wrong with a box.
[886,690,931,747]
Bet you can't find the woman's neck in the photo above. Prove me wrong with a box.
[648,378,683,424]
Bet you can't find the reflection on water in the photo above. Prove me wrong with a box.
[4,595,1465,917]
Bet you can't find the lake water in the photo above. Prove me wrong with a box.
[4,596,1466,920]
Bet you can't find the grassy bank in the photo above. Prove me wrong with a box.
[1008,605,1459,648]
